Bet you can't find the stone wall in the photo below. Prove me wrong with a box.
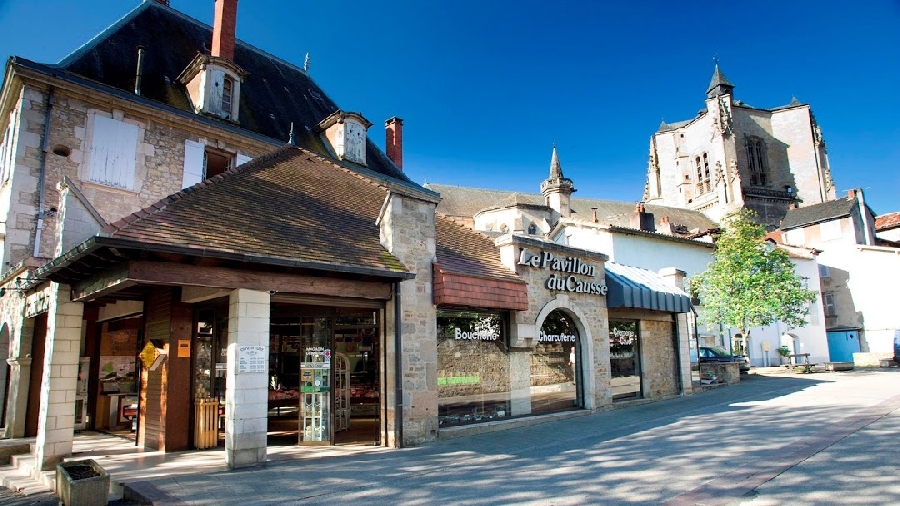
[638,318,678,398]
[379,193,438,446]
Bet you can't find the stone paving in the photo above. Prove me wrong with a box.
[5,368,899,505]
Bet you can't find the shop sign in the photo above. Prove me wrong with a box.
[24,288,52,318]
[518,248,608,296]
[537,332,576,343]
[454,327,498,341]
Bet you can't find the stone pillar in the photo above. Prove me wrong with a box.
[33,284,83,472]
[224,288,269,469]
[4,356,32,438]
[508,351,531,416]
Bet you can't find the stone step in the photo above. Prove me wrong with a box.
[0,441,31,465]
[6,453,56,493]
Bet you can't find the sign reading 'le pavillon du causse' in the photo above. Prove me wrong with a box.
[518,248,608,296]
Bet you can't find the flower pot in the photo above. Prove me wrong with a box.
[56,459,109,506]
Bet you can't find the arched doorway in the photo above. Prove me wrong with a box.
[531,309,582,414]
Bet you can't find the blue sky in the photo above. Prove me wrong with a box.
[1,0,897,214]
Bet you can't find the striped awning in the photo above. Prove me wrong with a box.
[605,262,692,313]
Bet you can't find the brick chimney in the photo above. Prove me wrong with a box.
[212,0,238,61]
[154,0,170,6]
[847,189,856,199]
[630,203,656,232]
[385,117,403,169]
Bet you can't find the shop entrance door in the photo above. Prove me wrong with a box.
[610,320,642,400]
[268,306,381,447]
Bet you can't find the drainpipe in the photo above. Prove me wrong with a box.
[673,313,684,396]
[393,281,403,448]
[134,46,145,96]
[33,87,54,258]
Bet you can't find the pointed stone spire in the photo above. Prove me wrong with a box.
[706,64,735,98]
[541,145,576,218]
[549,145,564,179]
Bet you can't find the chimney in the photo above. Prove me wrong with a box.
[212,0,238,61]
[154,0,170,5]
[385,117,403,169]
[630,203,656,232]
[847,189,856,199]
[591,207,598,223]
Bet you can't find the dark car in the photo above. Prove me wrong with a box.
[699,346,750,373]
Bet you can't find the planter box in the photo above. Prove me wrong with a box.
[56,459,110,506]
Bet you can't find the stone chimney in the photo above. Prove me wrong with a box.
[385,117,403,169]
[212,0,238,61]
[629,203,655,232]
[658,267,687,291]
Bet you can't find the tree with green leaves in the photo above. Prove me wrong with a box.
[692,208,818,342]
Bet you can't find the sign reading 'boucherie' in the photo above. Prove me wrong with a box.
[518,248,608,296]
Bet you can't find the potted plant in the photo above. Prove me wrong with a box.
[56,459,109,506]
[777,346,791,366]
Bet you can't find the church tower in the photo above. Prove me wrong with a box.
[643,64,836,227]
[541,146,576,218]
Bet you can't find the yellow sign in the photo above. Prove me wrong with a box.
[177,339,191,358]
[139,342,164,370]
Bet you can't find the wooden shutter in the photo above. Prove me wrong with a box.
[207,69,225,116]
[182,140,205,189]
[89,115,138,189]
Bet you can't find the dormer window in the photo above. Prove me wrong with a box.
[316,110,372,166]
[177,54,248,122]
[221,76,234,117]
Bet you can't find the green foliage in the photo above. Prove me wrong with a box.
[777,346,792,357]
[692,209,818,339]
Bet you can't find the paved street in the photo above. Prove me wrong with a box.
[8,369,900,505]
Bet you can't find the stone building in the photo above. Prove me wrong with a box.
[778,189,900,361]
[0,0,419,471]
[643,65,837,227]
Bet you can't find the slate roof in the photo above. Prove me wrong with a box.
[780,197,857,230]
[875,212,900,231]
[97,145,411,277]
[22,0,408,183]
[435,215,522,283]
[426,184,717,233]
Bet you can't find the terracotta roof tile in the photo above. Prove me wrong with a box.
[435,214,521,283]
[876,212,900,231]
[101,146,408,275]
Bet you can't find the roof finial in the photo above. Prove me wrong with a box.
[549,145,563,179]
[288,122,296,145]
[713,54,719,67]
[303,53,310,73]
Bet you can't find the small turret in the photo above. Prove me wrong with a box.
[540,146,576,218]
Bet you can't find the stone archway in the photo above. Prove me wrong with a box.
[533,295,597,410]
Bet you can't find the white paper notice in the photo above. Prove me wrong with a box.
[238,346,267,373]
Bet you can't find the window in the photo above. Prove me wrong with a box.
[746,136,768,186]
[221,76,234,117]
[695,152,711,194]
[823,292,836,317]
[0,126,11,184]
[183,141,253,189]
[527,223,538,235]
[818,264,831,279]
[88,115,138,189]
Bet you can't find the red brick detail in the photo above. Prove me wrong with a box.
[385,117,403,170]
[433,266,528,311]
[212,0,238,61]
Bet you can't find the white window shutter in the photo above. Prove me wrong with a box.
[89,115,137,189]
[182,140,205,188]
[236,154,252,167]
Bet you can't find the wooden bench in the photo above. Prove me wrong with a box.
[787,353,816,373]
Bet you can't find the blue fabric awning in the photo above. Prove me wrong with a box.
[605,262,692,313]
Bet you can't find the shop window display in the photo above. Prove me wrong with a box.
[437,310,510,426]
[610,320,641,400]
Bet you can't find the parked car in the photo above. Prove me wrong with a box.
[699,346,750,373]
